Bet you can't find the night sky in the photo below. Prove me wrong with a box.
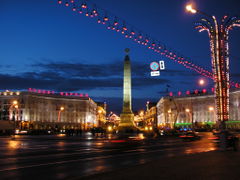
[0,0,240,113]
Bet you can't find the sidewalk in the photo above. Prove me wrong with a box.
[82,150,240,180]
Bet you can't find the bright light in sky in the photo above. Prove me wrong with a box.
[186,4,197,14]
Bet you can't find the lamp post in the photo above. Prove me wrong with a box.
[185,108,192,123]
[209,106,216,124]
[167,109,171,128]
[186,4,240,129]
[138,110,144,128]
[57,106,64,122]
[169,97,179,129]
[97,109,102,127]
[185,108,193,129]
[9,100,18,134]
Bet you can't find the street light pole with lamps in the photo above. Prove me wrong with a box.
[186,4,240,129]
[57,106,64,123]
[185,108,194,130]
[209,106,216,124]
[9,100,18,134]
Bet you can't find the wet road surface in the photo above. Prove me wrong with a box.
[0,132,217,179]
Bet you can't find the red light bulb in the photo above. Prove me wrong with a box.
[103,17,109,21]
[81,3,87,9]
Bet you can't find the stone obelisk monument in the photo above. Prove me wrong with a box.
[118,48,136,132]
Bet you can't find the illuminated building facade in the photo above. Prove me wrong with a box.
[157,89,240,129]
[96,102,107,127]
[145,102,157,128]
[0,90,98,131]
[134,110,145,127]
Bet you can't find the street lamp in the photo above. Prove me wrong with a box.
[198,79,205,86]
[185,108,194,130]
[167,109,172,128]
[209,106,216,123]
[12,100,18,106]
[186,3,240,128]
[185,108,190,125]
[139,110,144,117]
[185,4,197,14]
[9,100,18,134]
[209,106,214,111]
[58,106,64,122]
[98,110,102,124]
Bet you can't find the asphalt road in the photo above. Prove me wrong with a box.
[0,132,216,180]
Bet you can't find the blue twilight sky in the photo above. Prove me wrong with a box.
[0,0,240,113]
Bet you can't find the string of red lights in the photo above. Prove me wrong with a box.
[56,0,240,88]
[28,88,89,97]
[169,87,214,97]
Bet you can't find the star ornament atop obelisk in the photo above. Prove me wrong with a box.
[125,48,130,54]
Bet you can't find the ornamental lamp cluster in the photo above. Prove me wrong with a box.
[185,3,240,122]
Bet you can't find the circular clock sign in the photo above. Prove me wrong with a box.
[150,62,159,71]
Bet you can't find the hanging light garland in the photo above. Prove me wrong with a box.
[56,0,240,88]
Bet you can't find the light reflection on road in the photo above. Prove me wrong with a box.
[184,132,217,154]
[7,140,29,151]
[0,132,223,180]
[8,140,20,150]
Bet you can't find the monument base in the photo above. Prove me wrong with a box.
[117,113,140,137]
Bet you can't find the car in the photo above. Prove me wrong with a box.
[179,131,201,141]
